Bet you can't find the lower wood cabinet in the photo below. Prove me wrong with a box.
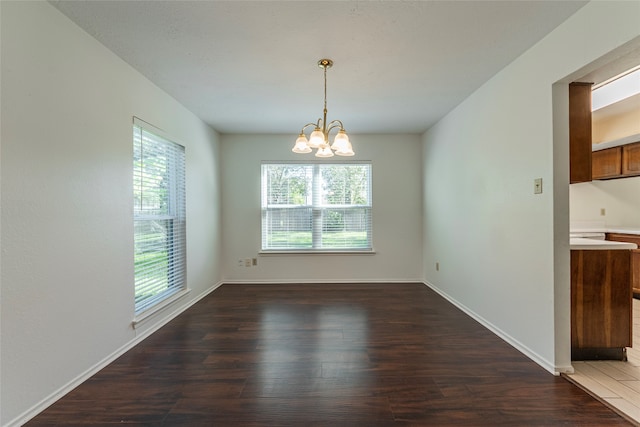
[571,249,631,360]
[606,233,640,296]
[634,251,640,296]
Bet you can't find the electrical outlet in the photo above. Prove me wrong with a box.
[534,178,543,194]
[600,208,606,216]
[252,258,258,266]
[244,258,252,267]
[237,259,243,267]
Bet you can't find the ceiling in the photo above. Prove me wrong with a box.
[593,93,640,121]
[50,0,589,134]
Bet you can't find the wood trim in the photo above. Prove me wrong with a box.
[569,82,593,184]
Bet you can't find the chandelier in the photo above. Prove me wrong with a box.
[292,59,354,157]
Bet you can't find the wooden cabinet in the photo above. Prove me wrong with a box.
[592,147,622,179]
[606,233,640,296]
[622,142,640,176]
[571,249,632,360]
[569,82,593,184]
[591,141,640,180]
[634,251,640,297]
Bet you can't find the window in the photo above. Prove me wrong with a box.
[261,162,372,251]
[133,119,186,314]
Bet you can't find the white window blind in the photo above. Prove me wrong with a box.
[133,120,186,314]
[261,163,372,251]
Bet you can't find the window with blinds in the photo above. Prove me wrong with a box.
[133,119,186,314]
[261,163,372,251]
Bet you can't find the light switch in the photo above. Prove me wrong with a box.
[534,178,543,194]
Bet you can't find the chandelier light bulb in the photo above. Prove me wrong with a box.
[335,142,355,156]
[315,145,334,158]
[292,134,312,153]
[308,128,325,148]
[331,130,350,151]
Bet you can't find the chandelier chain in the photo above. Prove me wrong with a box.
[324,65,328,114]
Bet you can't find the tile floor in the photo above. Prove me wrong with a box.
[567,298,640,425]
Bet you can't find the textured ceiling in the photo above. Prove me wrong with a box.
[50,0,588,134]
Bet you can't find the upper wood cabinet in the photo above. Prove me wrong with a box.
[622,142,640,176]
[569,82,593,184]
[592,141,640,180]
[592,147,622,179]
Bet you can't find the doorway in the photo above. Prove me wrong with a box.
[558,39,640,423]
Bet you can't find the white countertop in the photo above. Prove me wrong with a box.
[570,221,640,235]
[570,223,640,249]
[570,226,640,236]
[570,237,637,250]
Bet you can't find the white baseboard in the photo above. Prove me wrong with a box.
[421,280,565,376]
[6,281,224,427]
[220,278,425,284]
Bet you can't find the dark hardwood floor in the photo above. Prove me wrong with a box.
[27,283,631,426]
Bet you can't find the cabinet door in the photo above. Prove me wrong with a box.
[592,147,622,179]
[633,250,640,296]
[571,250,631,349]
[622,142,640,176]
[569,83,593,184]
[606,234,640,296]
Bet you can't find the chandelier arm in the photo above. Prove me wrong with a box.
[300,122,320,134]
[326,120,345,133]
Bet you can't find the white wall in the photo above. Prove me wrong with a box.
[422,1,640,374]
[571,177,640,226]
[221,134,423,283]
[0,2,222,425]
[593,104,640,144]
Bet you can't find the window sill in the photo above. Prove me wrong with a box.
[131,288,191,329]
[259,250,376,255]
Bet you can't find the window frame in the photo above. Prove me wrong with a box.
[260,161,374,254]
[132,117,188,321]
